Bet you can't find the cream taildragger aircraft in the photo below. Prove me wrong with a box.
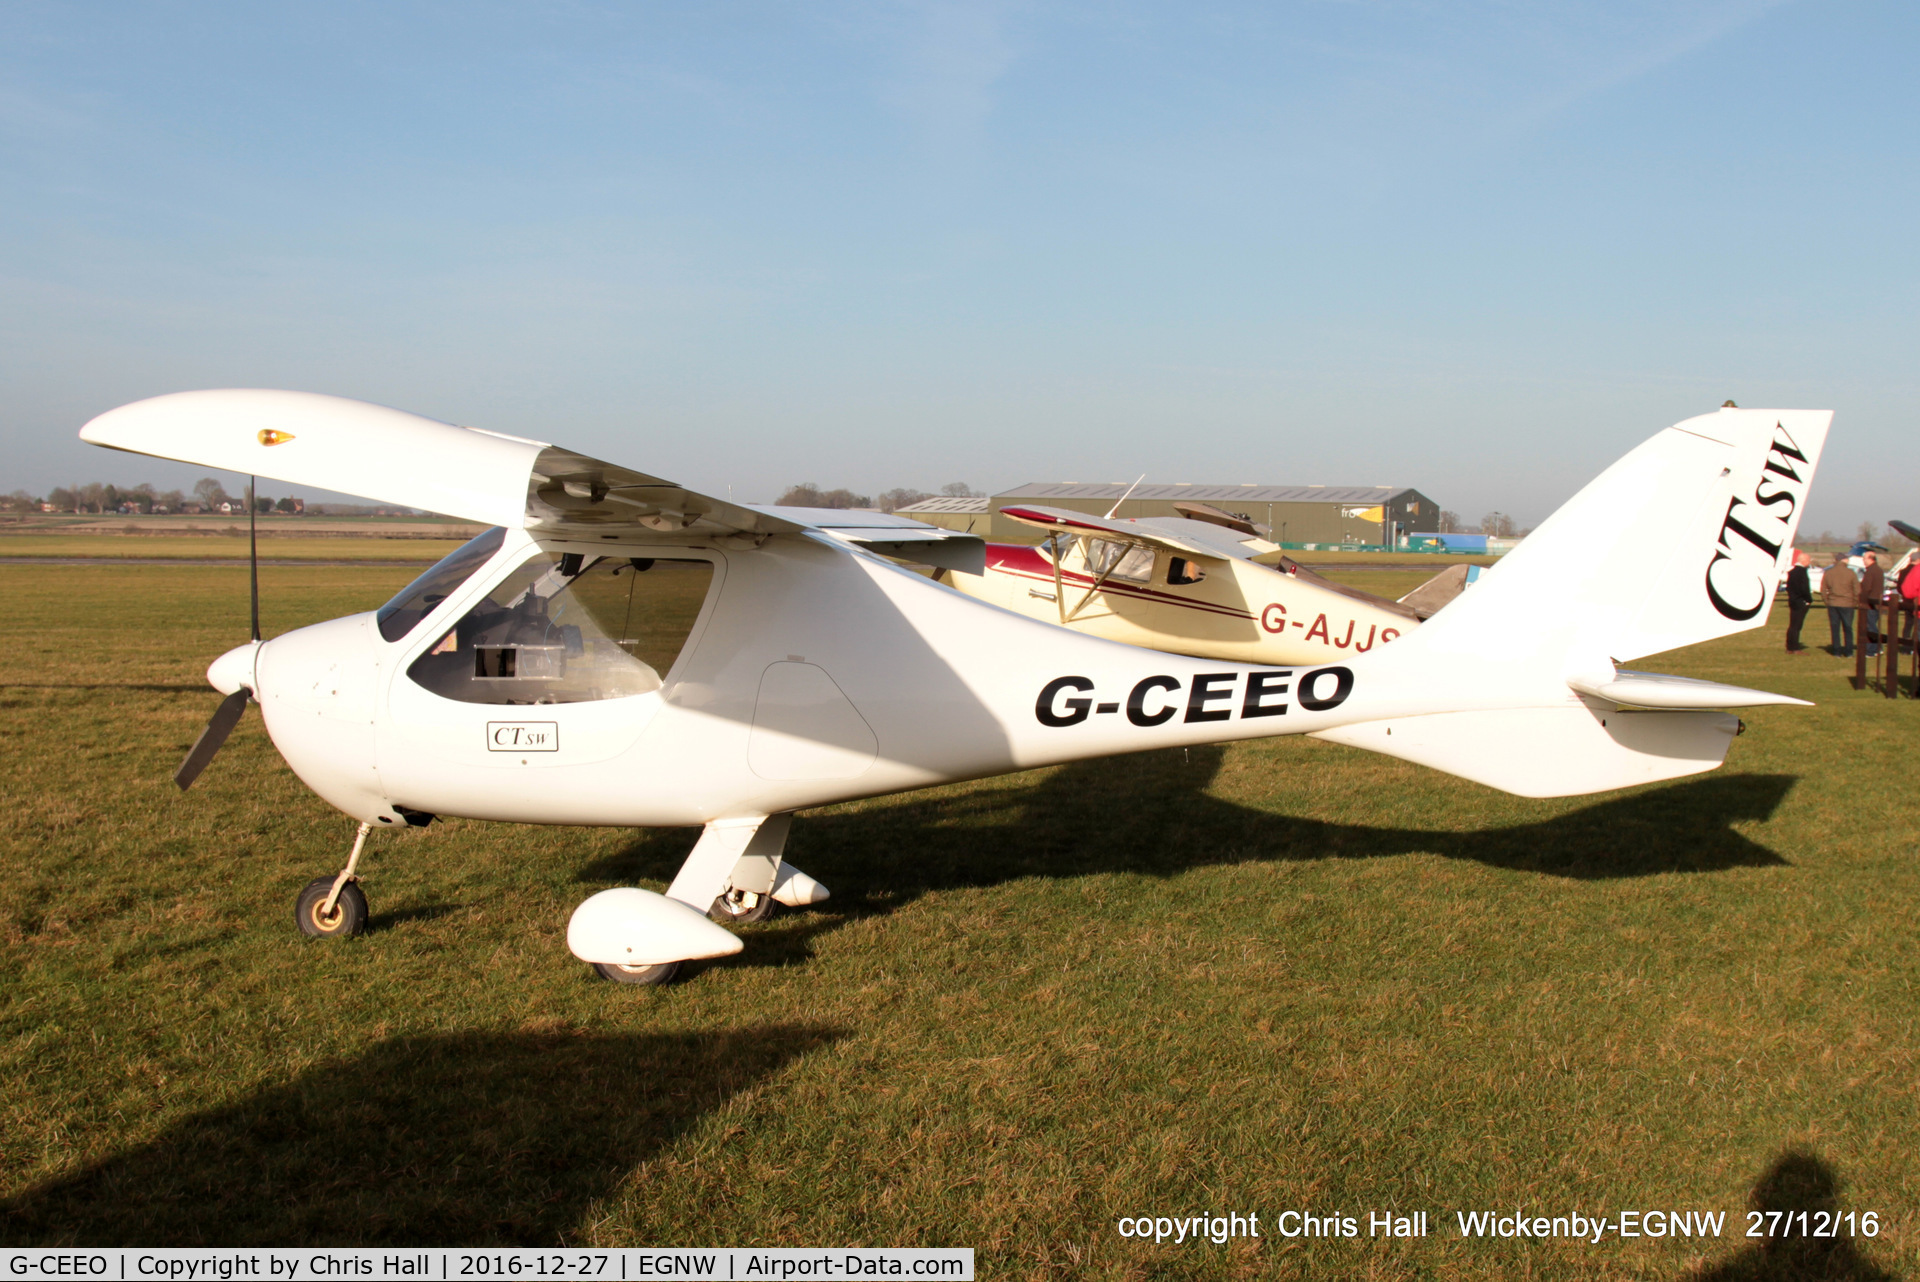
[81,393,1827,985]
[943,503,1475,666]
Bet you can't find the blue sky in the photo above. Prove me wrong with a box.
[3,1,1914,531]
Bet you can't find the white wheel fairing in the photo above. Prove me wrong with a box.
[567,888,744,966]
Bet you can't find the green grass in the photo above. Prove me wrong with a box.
[0,534,467,560]
[1268,549,1501,568]
[0,564,1915,1277]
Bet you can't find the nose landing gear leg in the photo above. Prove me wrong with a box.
[296,821,371,938]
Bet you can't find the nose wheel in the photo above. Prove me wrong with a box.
[297,876,368,937]
[296,821,372,939]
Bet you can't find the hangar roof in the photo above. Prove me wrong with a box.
[896,496,993,513]
[997,483,1415,504]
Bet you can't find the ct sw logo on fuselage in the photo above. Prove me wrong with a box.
[1036,667,1353,727]
[1706,422,1811,622]
[487,721,559,751]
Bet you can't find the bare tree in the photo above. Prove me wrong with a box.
[777,483,870,509]
[1859,520,1882,545]
[876,487,932,513]
[1479,511,1517,538]
[193,477,229,512]
[1437,510,1462,533]
[940,482,979,497]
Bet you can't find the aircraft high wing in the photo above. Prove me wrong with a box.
[80,389,983,570]
[998,504,1283,562]
[79,390,1829,987]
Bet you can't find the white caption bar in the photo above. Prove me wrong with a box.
[2,1250,974,1282]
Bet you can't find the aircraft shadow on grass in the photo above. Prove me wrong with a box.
[582,747,1798,972]
[0,1025,844,1247]
[1688,1148,1897,1282]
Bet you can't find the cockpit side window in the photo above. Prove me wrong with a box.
[405,551,715,705]
[1167,557,1207,586]
[376,527,508,642]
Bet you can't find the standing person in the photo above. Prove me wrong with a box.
[1784,550,1812,653]
[1861,551,1885,658]
[1823,552,1859,656]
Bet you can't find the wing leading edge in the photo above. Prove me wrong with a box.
[78,390,981,567]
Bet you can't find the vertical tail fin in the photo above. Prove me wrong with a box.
[1316,408,1831,798]
[1407,407,1831,671]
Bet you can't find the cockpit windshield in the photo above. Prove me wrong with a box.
[406,552,715,705]
[376,527,508,642]
[1081,538,1155,583]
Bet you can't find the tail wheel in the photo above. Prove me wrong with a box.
[296,877,368,938]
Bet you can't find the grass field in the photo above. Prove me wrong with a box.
[0,562,1914,1277]
[0,534,469,561]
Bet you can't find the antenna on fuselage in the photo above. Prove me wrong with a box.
[1105,474,1146,520]
[248,475,260,642]
[174,472,261,790]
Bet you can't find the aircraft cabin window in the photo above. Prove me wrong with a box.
[376,526,508,642]
[1167,557,1207,586]
[406,552,715,705]
[1084,538,1154,584]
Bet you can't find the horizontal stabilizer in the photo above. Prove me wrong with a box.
[1397,563,1481,619]
[1312,705,1741,798]
[1568,669,1810,710]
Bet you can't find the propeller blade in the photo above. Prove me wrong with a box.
[174,688,251,790]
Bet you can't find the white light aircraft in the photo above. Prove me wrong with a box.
[81,392,1828,985]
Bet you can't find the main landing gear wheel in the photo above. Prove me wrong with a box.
[708,888,777,925]
[593,960,681,986]
[296,876,368,938]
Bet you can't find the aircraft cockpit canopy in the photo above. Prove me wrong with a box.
[376,526,508,643]
[405,550,715,705]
